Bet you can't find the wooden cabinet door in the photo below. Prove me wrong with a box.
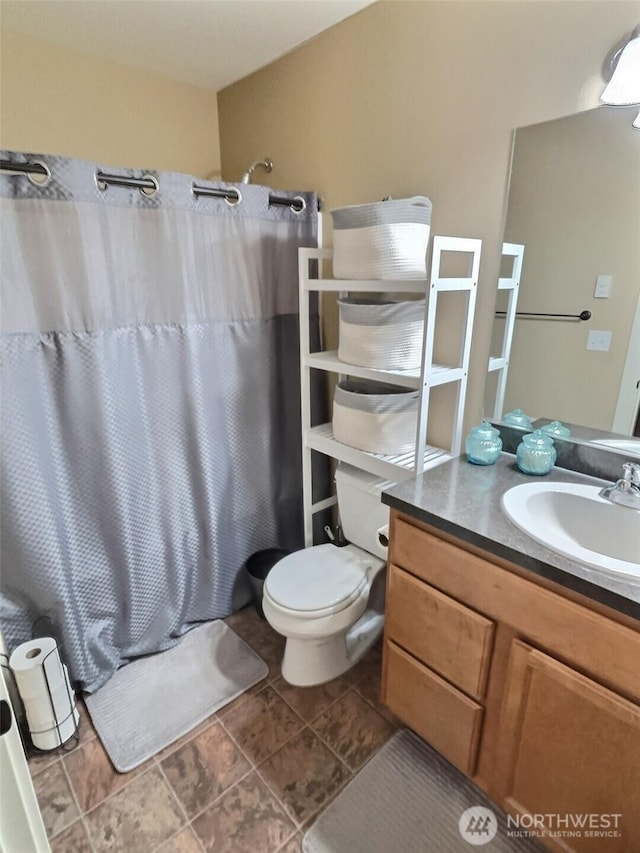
[496,641,640,853]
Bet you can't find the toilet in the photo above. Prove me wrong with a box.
[262,464,390,686]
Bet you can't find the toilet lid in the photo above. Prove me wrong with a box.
[265,544,369,613]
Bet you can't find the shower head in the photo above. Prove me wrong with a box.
[240,158,273,184]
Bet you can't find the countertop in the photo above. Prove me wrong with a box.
[382,454,640,621]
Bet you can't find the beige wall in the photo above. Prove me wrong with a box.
[0,29,220,177]
[499,106,640,431]
[218,0,638,433]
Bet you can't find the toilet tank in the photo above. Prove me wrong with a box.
[335,464,393,560]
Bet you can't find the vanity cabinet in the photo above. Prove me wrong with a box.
[381,511,640,853]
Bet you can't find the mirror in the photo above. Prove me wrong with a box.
[485,105,640,454]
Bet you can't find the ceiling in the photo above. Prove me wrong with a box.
[0,0,375,91]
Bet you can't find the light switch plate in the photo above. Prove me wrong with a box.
[587,330,612,351]
[594,275,613,298]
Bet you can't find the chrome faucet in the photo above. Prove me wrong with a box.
[599,462,640,509]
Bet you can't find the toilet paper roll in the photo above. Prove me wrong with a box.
[9,637,65,699]
[25,697,77,732]
[377,524,390,550]
[30,706,79,751]
[10,639,78,750]
[22,666,75,728]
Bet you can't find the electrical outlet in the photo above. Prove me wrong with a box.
[587,330,612,352]
[594,275,613,298]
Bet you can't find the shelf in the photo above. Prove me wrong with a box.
[299,240,481,545]
[305,351,466,388]
[298,247,429,293]
[487,243,524,419]
[427,365,467,387]
[302,278,428,293]
[488,356,506,372]
[305,351,420,388]
[431,277,476,292]
[306,423,451,482]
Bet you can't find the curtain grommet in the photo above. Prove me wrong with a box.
[27,161,51,188]
[290,196,306,214]
[139,175,159,198]
[94,171,108,193]
[224,187,242,206]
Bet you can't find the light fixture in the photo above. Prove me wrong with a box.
[601,24,640,127]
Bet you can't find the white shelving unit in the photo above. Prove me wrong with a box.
[299,236,482,545]
[487,242,524,419]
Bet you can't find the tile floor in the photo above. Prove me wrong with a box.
[29,606,398,852]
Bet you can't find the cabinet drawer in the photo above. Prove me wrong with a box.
[386,564,494,700]
[383,640,483,775]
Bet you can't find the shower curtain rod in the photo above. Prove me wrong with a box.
[0,159,317,213]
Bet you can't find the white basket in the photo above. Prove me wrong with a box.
[331,196,432,280]
[332,380,419,455]
[338,298,425,369]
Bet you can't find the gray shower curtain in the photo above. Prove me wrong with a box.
[0,151,319,692]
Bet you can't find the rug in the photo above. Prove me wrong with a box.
[85,620,267,772]
[303,729,544,852]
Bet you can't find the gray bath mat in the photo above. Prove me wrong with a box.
[85,620,267,772]
[303,729,543,852]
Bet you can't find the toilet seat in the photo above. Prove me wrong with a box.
[264,544,371,618]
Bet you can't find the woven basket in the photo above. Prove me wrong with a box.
[331,196,432,280]
[333,380,419,455]
[338,298,425,370]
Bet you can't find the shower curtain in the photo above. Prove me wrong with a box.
[0,151,319,692]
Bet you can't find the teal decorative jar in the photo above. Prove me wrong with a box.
[516,430,557,475]
[503,408,533,429]
[540,420,571,439]
[465,421,503,465]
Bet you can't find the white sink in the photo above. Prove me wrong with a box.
[501,482,640,580]
[591,438,640,456]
